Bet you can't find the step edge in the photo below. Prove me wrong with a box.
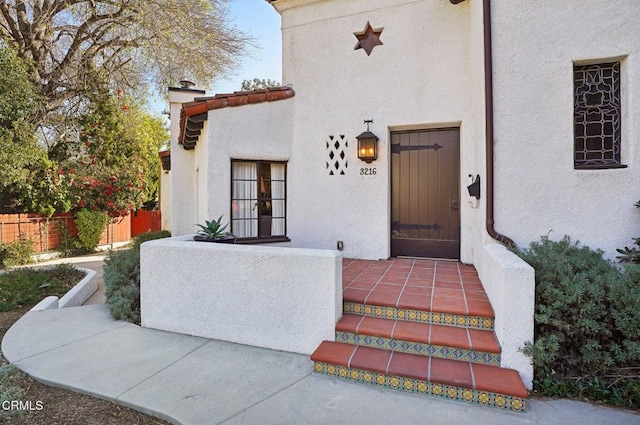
[313,361,528,412]
[335,331,501,366]
[344,302,495,330]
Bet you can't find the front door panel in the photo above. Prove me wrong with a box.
[391,128,460,259]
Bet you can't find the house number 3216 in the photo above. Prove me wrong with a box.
[360,167,377,176]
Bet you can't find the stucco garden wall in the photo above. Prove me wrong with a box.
[140,236,342,355]
[476,243,535,389]
[491,1,640,258]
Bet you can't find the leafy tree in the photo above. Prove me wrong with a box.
[123,102,169,210]
[241,78,281,91]
[61,85,167,217]
[0,1,250,127]
[0,43,69,216]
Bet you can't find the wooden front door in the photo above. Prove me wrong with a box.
[391,128,460,259]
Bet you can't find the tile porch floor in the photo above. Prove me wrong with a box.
[342,258,493,318]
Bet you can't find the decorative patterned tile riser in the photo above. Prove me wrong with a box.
[343,302,494,330]
[335,332,500,366]
[313,362,526,412]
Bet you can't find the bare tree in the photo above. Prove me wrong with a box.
[0,1,251,120]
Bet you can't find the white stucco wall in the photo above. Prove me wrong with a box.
[203,99,294,228]
[140,236,342,355]
[491,1,640,258]
[169,88,206,236]
[160,169,172,231]
[162,0,541,384]
[276,0,481,260]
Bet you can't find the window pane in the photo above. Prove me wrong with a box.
[271,200,285,218]
[232,161,258,237]
[271,218,286,236]
[270,182,285,199]
[231,160,286,239]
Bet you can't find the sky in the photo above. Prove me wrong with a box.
[150,0,282,113]
[212,0,283,94]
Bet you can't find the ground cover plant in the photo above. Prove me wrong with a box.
[516,236,640,408]
[0,264,84,311]
[104,231,170,324]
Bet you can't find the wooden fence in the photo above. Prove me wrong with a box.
[131,210,162,237]
[0,212,160,253]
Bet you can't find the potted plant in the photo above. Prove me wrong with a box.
[193,216,236,243]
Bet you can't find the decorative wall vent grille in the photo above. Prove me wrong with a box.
[326,135,348,175]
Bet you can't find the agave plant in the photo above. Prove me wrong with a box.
[195,216,232,240]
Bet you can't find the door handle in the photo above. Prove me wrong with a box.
[450,199,460,211]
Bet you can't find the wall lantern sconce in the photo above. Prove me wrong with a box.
[356,119,378,163]
[467,174,481,199]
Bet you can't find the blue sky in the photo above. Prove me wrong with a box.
[151,0,282,112]
[213,0,283,94]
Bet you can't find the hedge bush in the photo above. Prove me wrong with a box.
[103,230,170,324]
[0,238,34,268]
[516,236,640,408]
[130,230,171,250]
[73,208,108,253]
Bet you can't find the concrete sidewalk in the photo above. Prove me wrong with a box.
[2,304,638,425]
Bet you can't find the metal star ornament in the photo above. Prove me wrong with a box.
[354,22,383,56]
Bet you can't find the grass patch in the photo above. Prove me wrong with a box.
[0,264,85,312]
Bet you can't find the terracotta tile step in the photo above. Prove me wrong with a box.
[311,341,528,412]
[335,314,500,365]
[343,301,495,330]
[343,288,494,318]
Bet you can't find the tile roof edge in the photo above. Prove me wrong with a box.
[178,87,295,147]
[182,86,295,117]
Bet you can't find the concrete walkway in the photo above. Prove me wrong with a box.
[1,304,638,425]
[29,253,107,304]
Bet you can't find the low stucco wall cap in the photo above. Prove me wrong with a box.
[178,86,295,149]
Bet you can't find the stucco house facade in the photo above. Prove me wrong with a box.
[157,0,639,411]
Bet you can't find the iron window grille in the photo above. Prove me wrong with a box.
[573,61,625,169]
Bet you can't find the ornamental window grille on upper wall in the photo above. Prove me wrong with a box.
[231,160,287,239]
[573,61,624,168]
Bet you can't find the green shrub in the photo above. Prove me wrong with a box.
[103,230,170,324]
[73,208,108,253]
[516,236,640,408]
[131,230,171,250]
[104,248,141,324]
[0,238,34,268]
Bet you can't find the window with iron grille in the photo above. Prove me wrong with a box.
[573,61,625,169]
[231,160,287,240]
